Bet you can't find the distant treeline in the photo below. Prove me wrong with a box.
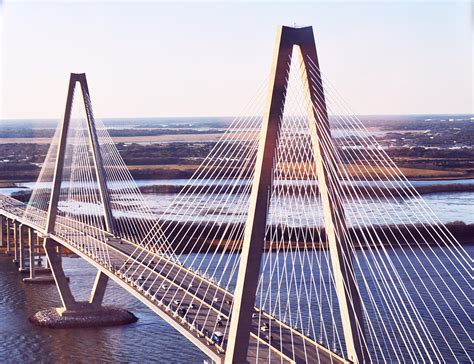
[0,128,224,139]
[10,183,474,204]
[117,142,215,166]
[138,183,474,196]
[388,147,474,159]
[58,214,474,253]
[162,220,473,253]
[0,163,41,181]
[6,206,468,253]
[1,135,473,184]
[0,128,56,138]
[365,118,473,131]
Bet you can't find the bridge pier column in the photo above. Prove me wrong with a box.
[226,26,366,363]
[13,221,19,264]
[0,215,4,248]
[44,238,76,310]
[22,232,53,284]
[28,228,35,279]
[29,236,136,328]
[57,244,62,263]
[36,234,43,266]
[43,239,50,270]
[18,224,26,272]
[6,219,11,255]
[89,270,109,308]
[28,73,136,329]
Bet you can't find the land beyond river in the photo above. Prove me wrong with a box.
[0,114,473,253]
[0,115,473,186]
[0,115,472,363]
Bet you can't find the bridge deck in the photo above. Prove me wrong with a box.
[0,194,347,364]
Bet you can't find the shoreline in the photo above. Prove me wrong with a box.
[2,174,474,188]
[7,180,474,200]
[116,219,474,253]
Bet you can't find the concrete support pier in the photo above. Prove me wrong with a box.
[30,238,137,328]
[28,228,35,279]
[0,215,3,249]
[6,219,11,255]
[30,306,138,329]
[13,221,19,263]
[18,224,26,272]
[22,229,55,284]
[0,216,7,255]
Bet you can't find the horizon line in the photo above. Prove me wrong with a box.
[1,112,473,122]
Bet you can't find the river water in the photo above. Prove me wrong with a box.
[2,179,474,226]
[0,255,207,363]
[0,245,472,363]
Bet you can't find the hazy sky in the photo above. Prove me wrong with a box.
[0,0,472,119]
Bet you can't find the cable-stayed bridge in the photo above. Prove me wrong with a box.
[0,26,471,363]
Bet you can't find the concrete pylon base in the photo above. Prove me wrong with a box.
[19,267,52,275]
[0,248,11,255]
[29,304,138,328]
[23,275,56,284]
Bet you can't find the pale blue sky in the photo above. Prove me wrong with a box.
[0,0,472,119]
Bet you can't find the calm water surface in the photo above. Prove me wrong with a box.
[2,180,473,226]
[0,256,207,363]
[0,245,472,363]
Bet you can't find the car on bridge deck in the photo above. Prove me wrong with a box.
[211,331,224,346]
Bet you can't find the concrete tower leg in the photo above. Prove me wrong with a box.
[89,271,109,309]
[44,73,115,299]
[29,237,136,328]
[41,237,108,311]
[44,251,50,269]
[44,238,77,310]
[225,26,366,363]
[30,73,135,329]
